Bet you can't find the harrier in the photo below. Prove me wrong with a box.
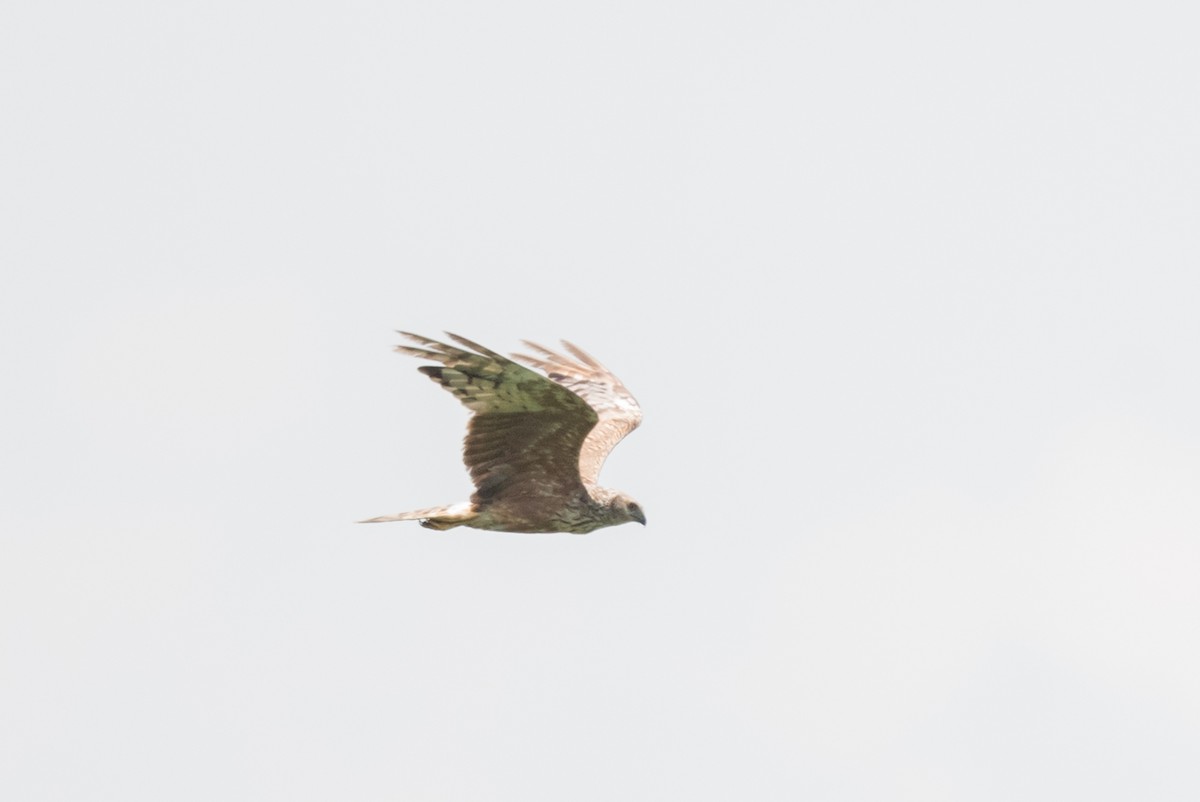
[360,332,645,534]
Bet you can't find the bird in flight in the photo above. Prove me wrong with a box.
[360,332,645,534]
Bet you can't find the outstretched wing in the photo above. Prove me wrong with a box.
[511,339,642,487]
[396,332,598,504]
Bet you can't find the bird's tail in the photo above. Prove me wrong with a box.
[357,502,476,530]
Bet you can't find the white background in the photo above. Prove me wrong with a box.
[3,2,1198,800]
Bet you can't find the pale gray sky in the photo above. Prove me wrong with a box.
[3,2,1199,800]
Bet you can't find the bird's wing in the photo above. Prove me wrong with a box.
[396,332,598,504]
[511,339,642,487]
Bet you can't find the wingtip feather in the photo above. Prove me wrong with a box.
[519,340,558,359]
[394,344,443,360]
[444,332,505,359]
[561,340,602,368]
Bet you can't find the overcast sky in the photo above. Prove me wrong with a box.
[3,2,1198,800]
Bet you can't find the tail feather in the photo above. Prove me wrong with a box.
[357,502,476,530]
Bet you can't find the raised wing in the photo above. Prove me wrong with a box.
[511,339,642,487]
[395,332,598,504]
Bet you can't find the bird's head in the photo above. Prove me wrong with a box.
[608,493,647,527]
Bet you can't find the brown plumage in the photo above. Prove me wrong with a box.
[360,332,645,534]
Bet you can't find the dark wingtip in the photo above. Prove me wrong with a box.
[396,330,435,345]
